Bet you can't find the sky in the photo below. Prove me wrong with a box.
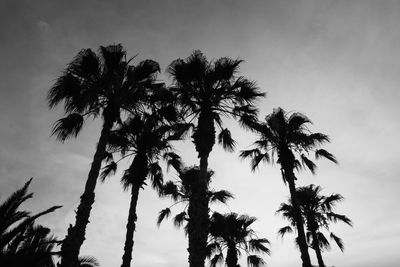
[0,0,400,266]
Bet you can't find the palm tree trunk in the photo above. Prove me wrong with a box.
[188,113,214,267]
[121,183,141,267]
[311,231,325,267]
[226,242,238,267]
[187,157,209,267]
[60,115,114,267]
[286,172,312,267]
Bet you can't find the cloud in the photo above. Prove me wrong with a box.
[37,20,50,32]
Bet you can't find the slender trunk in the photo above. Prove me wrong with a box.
[226,243,238,267]
[121,183,141,267]
[187,159,209,267]
[188,112,214,267]
[60,115,114,267]
[311,231,325,267]
[286,172,312,267]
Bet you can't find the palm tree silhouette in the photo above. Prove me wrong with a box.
[100,111,183,267]
[277,184,352,267]
[207,212,270,267]
[240,108,337,267]
[47,44,161,267]
[167,50,264,267]
[0,178,61,267]
[157,166,233,231]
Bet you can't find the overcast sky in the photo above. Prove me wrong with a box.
[1,0,399,266]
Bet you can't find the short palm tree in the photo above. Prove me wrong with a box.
[207,212,270,267]
[0,178,62,267]
[48,44,161,267]
[240,108,337,267]
[100,111,183,267]
[157,166,234,232]
[168,50,264,267]
[277,184,352,267]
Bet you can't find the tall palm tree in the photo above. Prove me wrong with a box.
[47,44,161,267]
[277,184,352,267]
[167,51,265,267]
[207,212,270,267]
[240,108,337,267]
[100,111,182,267]
[0,178,62,267]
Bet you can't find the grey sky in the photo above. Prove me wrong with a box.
[0,0,399,266]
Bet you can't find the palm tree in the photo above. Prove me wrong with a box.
[0,178,62,267]
[47,44,161,267]
[277,184,352,267]
[157,166,234,232]
[207,212,270,267]
[240,108,337,267]
[167,50,264,267]
[100,111,182,267]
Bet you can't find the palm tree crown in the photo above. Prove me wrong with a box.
[48,44,160,141]
[277,184,352,252]
[168,50,265,156]
[0,178,62,267]
[240,107,337,178]
[207,212,270,267]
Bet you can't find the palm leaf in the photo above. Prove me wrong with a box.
[317,232,331,251]
[300,154,316,174]
[160,181,180,200]
[209,190,234,204]
[315,149,338,164]
[217,128,237,152]
[248,238,271,255]
[277,226,293,238]
[157,208,171,226]
[330,232,344,252]
[247,255,266,267]
[173,211,187,228]
[51,113,84,141]
[79,255,100,267]
[326,212,353,226]
[99,161,117,181]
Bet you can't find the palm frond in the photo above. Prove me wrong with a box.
[51,113,84,142]
[148,163,164,193]
[317,232,331,251]
[288,112,311,131]
[330,232,345,252]
[160,181,180,200]
[315,149,338,164]
[248,238,271,255]
[130,59,160,82]
[163,152,183,172]
[173,211,187,228]
[247,255,266,267]
[157,208,171,226]
[217,128,237,152]
[326,212,353,226]
[79,255,100,267]
[209,190,234,204]
[300,154,316,174]
[100,161,117,182]
[277,226,293,238]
